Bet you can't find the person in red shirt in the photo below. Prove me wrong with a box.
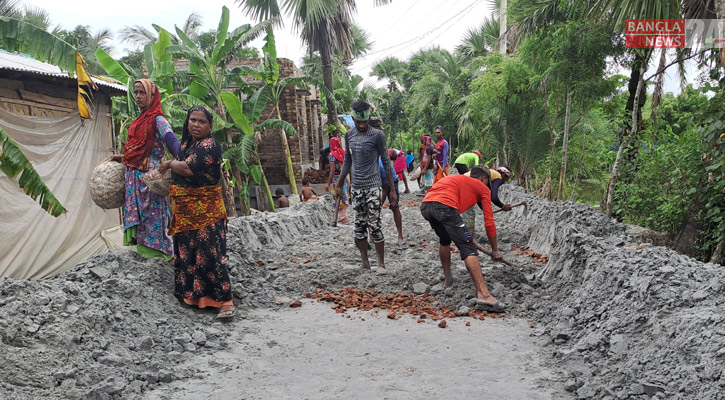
[420,166,505,313]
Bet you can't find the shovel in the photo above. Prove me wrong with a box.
[331,196,341,227]
[474,242,520,268]
[493,201,527,214]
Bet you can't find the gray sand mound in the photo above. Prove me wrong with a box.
[1,187,722,399]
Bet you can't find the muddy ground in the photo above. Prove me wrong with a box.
[0,184,723,399]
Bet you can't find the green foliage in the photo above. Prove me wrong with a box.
[0,16,77,74]
[0,126,65,216]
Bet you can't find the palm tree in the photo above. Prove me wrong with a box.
[119,12,204,49]
[0,0,19,17]
[371,56,402,92]
[458,16,500,58]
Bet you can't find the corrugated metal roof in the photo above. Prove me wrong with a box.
[0,50,127,93]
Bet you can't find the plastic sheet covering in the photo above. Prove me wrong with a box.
[0,100,120,279]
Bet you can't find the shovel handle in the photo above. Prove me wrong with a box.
[474,242,519,267]
[331,196,341,227]
[493,202,526,214]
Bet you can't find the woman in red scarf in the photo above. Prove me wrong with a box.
[324,136,349,224]
[110,79,180,259]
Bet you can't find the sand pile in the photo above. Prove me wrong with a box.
[495,185,725,399]
[1,186,722,399]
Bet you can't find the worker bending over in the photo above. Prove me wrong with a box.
[420,166,505,313]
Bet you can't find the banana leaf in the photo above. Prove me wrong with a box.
[95,48,130,85]
[220,92,253,135]
[256,118,297,137]
[0,126,65,217]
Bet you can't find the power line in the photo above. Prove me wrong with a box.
[351,0,483,73]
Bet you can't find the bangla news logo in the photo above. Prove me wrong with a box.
[625,19,725,48]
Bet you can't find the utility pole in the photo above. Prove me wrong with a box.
[499,0,507,55]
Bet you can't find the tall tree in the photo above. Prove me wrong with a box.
[371,56,402,92]
[119,12,204,49]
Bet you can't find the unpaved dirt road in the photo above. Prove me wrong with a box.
[146,301,561,400]
[2,183,722,400]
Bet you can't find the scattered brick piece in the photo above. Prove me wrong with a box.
[255,260,265,267]
[438,320,447,328]
[530,323,535,328]
[290,258,297,263]
[289,299,302,308]
[302,258,311,264]
[466,321,471,327]
[417,319,425,323]
[307,287,504,324]
[512,244,549,263]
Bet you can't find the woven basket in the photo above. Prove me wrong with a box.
[142,168,172,196]
[89,160,125,209]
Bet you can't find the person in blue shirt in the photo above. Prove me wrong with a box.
[379,156,404,245]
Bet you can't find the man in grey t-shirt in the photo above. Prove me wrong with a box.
[335,100,396,269]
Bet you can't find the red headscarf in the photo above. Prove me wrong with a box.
[329,137,345,163]
[122,79,165,171]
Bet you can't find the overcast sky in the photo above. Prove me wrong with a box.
[19,0,692,93]
[19,0,495,81]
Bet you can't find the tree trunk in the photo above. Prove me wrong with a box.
[276,107,299,194]
[502,116,509,166]
[499,0,507,55]
[544,125,556,200]
[603,70,645,216]
[556,86,573,201]
[718,0,725,73]
[223,130,246,214]
[570,125,588,201]
[257,158,276,212]
[712,0,725,261]
[320,43,337,134]
[219,166,238,217]
[238,179,250,216]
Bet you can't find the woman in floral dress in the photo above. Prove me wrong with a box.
[159,106,234,320]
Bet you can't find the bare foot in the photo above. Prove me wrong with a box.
[361,257,370,269]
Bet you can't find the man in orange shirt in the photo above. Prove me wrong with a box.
[420,166,505,313]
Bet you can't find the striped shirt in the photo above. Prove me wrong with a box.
[340,126,392,190]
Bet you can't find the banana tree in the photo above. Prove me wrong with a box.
[161,6,271,212]
[233,28,331,195]
[220,92,277,213]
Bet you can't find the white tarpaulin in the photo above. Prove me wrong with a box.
[0,100,120,279]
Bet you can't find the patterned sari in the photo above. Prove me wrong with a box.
[170,136,232,308]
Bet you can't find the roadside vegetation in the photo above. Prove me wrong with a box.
[0,0,722,263]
